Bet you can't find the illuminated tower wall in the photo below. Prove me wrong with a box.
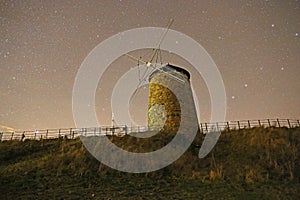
[148,64,198,133]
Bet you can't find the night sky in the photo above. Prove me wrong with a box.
[1,0,299,130]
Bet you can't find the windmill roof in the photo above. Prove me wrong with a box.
[148,64,190,81]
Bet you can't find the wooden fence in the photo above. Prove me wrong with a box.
[0,119,299,141]
[199,118,300,133]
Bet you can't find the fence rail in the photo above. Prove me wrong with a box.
[0,119,299,141]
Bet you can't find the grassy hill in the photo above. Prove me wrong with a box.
[0,127,299,199]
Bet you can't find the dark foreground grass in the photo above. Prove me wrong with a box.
[0,127,299,199]
[2,174,299,199]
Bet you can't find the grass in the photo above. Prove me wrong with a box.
[0,127,299,199]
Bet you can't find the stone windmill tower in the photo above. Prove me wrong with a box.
[125,20,199,133]
[147,64,199,133]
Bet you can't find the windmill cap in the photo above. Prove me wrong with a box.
[148,64,190,81]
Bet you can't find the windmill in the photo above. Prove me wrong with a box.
[122,19,199,133]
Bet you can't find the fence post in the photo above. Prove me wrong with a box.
[258,120,261,127]
[0,132,2,141]
[46,130,48,139]
[226,122,230,131]
[205,123,208,132]
[277,119,281,128]
[237,121,240,130]
[69,128,72,138]
[267,119,271,127]
[248,120,251,128]
[297,120,300,127]
[200,123,203,133]
[34,131,36,140]
[22,131,25,141]
[11,132,14,140]
[287,119,291,128]
[125,125,128,135]
[59,129,61,138]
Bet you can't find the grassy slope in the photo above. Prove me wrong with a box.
[0,127,299,199]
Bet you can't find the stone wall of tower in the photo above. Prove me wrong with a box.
[147,65,198,133]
